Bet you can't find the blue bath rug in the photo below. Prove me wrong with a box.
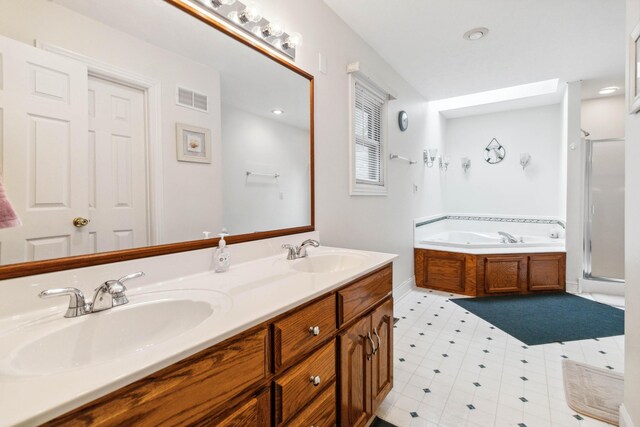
[451,293,624,345]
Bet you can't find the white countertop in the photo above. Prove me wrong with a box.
[0,246,397,426]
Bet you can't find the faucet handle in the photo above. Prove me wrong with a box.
[116,271,145,289]
[282,244,297,260]
[39,287,89,318]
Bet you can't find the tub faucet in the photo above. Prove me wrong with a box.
[498,231,518,243]
[282,239,320,260]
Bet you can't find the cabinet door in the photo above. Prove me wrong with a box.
[339,316,372,427]
[528,253,566,291]
[480,255,527,294]
[213,388,270,427]
[371,298,393,413]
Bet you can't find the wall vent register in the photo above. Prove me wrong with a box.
[176,86,209,112]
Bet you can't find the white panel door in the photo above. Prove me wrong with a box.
[0,35,89,265]
[87,77,148,252]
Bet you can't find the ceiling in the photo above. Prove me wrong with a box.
[323,0,626,102]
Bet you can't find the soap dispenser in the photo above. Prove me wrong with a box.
[214,233,230,273]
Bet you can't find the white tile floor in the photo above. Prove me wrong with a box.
[376,288,625,427]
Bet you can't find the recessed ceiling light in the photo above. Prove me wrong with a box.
[463,27,489,41]
[272,109,284,115]
[598,86,619,95]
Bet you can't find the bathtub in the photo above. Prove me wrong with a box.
[416,231,565,254]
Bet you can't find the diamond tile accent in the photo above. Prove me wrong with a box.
[375,288,625,427]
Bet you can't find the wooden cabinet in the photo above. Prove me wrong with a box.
[274,340,336,425]
[339,297,393,427]
[371,299,393,410]
[47,263,394,427]
[339,315,371,427]
[44,325,270,426]
[528,253,566,291]
[286,382,336,426]
[213,388,270,427]
[273,294,336,372]
[478,255,527,295]
[418,250,476,296]
[415,249,565,297]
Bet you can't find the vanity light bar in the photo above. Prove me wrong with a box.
[193,0,299,60]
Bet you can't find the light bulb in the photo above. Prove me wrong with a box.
[239,3,262,23]
[283,32,303,49]
[210,0,236,7]
[262,20,284,38]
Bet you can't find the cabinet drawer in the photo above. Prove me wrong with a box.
[45,326,270,426]
[285,382,336,427]
[213,388,270,427]
[338,265,392,326]
[274,294,337,371]
[274,340,336,425]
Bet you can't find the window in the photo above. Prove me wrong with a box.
[350,76,388,195]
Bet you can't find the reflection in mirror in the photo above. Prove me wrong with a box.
[0,0,312,267]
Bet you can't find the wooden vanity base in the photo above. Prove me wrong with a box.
[44,264,394,427]
[415,249,566,296]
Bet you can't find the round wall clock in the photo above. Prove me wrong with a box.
[398,110,408,131]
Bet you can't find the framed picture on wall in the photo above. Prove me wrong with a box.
[176,123,211,163]
[630,20,640,114]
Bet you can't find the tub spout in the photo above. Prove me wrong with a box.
[498,231,518,243]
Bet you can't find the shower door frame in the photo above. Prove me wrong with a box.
[582,137,625,283]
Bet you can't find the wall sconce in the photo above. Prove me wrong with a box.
[461,157,471,172]
[423,148,438,167]
[439,156,450,171]
[194,0,302,60]
[520,153,531,170]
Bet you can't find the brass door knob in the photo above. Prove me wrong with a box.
[73,217,90,227]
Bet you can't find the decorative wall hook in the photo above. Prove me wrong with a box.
[484,138,506,164]
[461,157,471,172]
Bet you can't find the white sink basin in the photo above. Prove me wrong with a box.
[291,252,366,274]
[2,289,232,376]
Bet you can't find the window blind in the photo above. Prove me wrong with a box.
[354,81,385,186]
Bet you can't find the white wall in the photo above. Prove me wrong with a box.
[221,104,310,233]
[442,105,563,217]
[563,82,584,289]
[624,0,640,424]
[582,95,626,140]
[258,0,436,289]
[0,0,223,245]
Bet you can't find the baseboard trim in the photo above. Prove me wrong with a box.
[620,404,635,427]
[394,277,414,300]
[566,282,579,294]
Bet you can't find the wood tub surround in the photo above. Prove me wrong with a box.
[44,264,394,427]
[415,249,566,296]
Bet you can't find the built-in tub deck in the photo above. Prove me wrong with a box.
[414,231,566,296]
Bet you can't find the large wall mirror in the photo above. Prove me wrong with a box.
[0,0,314,278]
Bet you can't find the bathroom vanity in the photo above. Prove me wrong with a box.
[0,244,395,426]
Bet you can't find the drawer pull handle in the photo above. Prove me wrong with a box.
[373,328,381,354]
[366,332,375,360]
[309,375,321,386]
[309,326,320,336]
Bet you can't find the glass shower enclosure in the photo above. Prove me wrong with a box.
[583,138,625,282]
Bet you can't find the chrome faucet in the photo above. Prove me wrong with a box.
[498,231,518,243]
[282,239,320,260]
[39,271,144,318]
[92,271,144,312]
